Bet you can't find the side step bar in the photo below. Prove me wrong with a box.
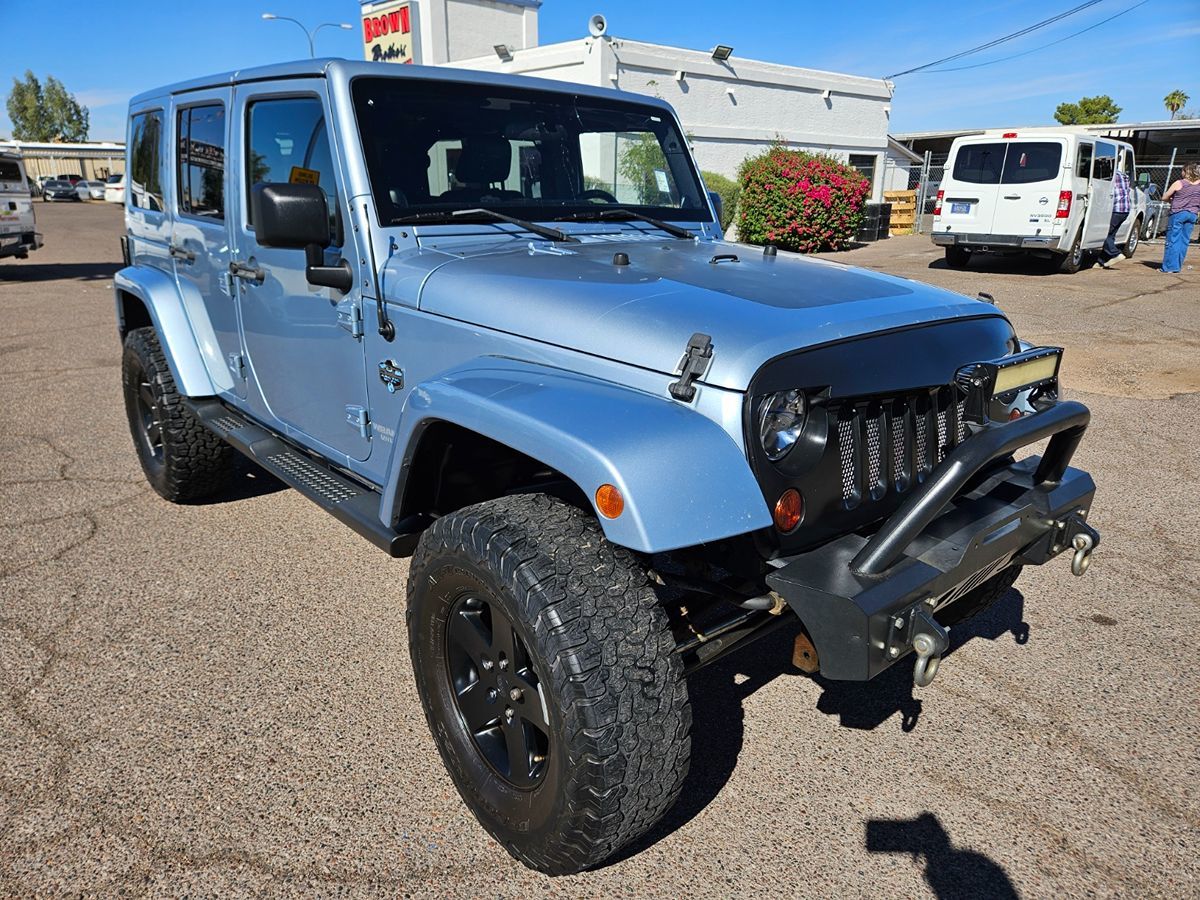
[187,399,423,557]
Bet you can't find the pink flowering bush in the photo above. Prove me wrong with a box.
[736,147,871,252]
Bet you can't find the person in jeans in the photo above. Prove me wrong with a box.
[1098,165,1132,268]
[1160,162,1200,274]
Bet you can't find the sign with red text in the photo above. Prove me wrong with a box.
[362,1,415,64]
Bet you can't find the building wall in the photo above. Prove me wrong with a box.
[444,36,893,198]
[444,0,537,62]
[0,142,125,180]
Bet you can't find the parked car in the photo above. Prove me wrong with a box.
[76,179,107,201]
[0,152,43,259]
[115,60,1101,875]
[41,179,81,202]
[932,129,1148,273]
[103,174,125,204]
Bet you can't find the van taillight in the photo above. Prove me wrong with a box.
[1056,191,1072,218]
[933,190,944,217]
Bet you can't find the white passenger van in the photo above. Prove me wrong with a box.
[931,129,1147,273]
[0,151,43,260]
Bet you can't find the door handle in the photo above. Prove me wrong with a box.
[168,243,196,263]
[1003,194,1021,200]
[229,260,265,285]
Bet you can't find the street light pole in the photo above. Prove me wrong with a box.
[261,14,352,58]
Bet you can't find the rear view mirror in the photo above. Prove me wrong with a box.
[251,183,351,293]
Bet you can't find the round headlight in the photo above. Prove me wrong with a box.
[758,390,807,460]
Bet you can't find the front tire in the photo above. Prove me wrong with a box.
[407,494,691,875]
[121,326,234,502]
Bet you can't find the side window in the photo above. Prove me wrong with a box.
[176,103,226,219]
[1093,142,1116,181]
[129,110,164,212]
[1075,144,1092,179]
[246,96,339,241]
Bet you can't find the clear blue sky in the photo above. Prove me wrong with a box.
[1,0,1196,141]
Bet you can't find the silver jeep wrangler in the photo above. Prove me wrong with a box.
[115,59,1099,874]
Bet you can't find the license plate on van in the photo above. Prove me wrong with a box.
[951,202,970,214]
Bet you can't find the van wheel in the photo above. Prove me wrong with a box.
[1058,229,1085,273]
[121,327,234,502]
[407,494,691,875]
[944,246,971,268]
[1122,217,1141,258]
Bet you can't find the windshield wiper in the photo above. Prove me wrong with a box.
[558,207,697,240]
[390,207,577,243]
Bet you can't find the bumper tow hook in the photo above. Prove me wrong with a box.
[911,609,949,688]
[1071,532,1094,577]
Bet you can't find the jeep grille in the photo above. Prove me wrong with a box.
[834,386,969,510]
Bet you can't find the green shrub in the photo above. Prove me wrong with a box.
[736,147,871,252]
[700,170,739,230]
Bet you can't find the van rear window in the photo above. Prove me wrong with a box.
[0,160,22,182]
[952,142,1062,185]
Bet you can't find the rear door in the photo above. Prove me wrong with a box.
[988,140,1065,237]
[169,91,244,398]
[1083,141,1117,246]
[941,140,1005,234]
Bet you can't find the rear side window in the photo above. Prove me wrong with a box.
[129,110,164,212]
[1076,144,1093,179]
[952,141,1062,184]
[245,96,339,241]
[176,103,226,219]
[1093,142,1116,180]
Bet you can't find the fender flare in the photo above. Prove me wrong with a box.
[113,265,229,397]
[380,358,772,553]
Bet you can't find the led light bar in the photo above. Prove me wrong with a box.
[956,347,1062,424]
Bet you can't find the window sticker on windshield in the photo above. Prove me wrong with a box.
[289,166,320,185]
[654,169,670,193]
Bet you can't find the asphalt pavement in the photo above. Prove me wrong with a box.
[1,202,1197,897]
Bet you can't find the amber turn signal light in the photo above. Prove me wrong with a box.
[595,483,624,519]
[773,488,803,532]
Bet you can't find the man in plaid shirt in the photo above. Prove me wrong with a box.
[1098,165,1133,268]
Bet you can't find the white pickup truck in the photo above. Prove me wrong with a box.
[0,152,43,260]
[931,129,1147,273]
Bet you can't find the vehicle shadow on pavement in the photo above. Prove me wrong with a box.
[865,812,1019,899]
[0,261,122,282]
[926,257,1062,277]
[812,587,1027,733]
[201,460,288,505]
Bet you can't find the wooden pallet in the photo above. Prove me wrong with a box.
[883,190,917,236]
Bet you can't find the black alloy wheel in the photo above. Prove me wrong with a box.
[445,591,549,789]
[132,370,165,466]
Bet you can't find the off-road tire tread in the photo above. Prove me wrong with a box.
[123,326,234,502]
[407,494,691,875]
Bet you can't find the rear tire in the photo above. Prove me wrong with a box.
[407,494,691,875]
[1122,217,1141,258]
[1057,229,1085,273]
[944,246,971,268]
[121,326,234,502]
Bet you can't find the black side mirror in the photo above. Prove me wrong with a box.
[707,189,723,226]
[251,182,352,293]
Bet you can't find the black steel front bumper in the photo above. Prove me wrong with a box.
[766,400,1097,681]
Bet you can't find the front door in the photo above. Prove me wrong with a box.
[1083,141,1117,247]
[169,90,243,397]
[231,82,371,462]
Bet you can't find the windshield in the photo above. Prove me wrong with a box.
[952,141,1063,185]
[351,76,709,225]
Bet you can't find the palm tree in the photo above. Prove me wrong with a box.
[1164,90,1190,120]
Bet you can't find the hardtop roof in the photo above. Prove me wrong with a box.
[128,58,678,115]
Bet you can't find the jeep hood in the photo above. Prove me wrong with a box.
[406,236,1009,392]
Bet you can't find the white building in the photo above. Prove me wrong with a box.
[359,0,895,197]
